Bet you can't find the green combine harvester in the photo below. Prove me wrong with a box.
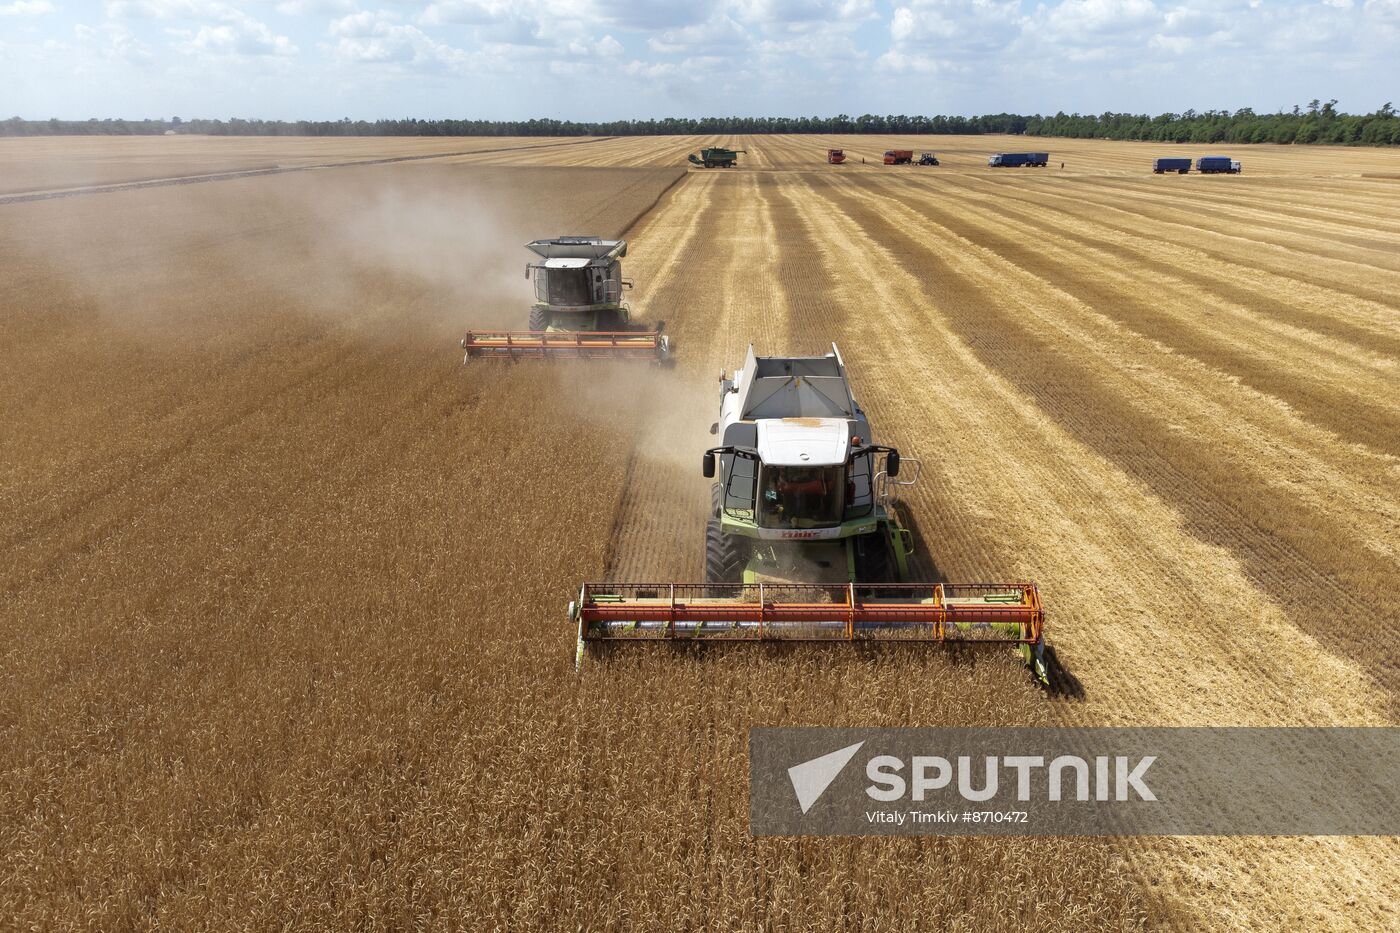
[688,147,746,168]
[568,344,1053,687]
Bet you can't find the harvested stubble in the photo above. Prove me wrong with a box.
[0,135,595,195]
[605,155,1400,931]
[0,156,1142,931]
[4,134,1400,932]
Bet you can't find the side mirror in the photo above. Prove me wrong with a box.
[709,422,719,436]
[702,451,716,478]
[887,450,901,478]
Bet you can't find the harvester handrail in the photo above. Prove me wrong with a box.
[875,455,920,508]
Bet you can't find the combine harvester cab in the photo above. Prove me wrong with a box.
[461,236,669,362]
[569,344,1050,684]
[688,147,746,168]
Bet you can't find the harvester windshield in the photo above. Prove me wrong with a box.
[724,452,876,527]
[759,465,844,528]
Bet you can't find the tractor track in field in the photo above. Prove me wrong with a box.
[1090,177,1400,239]
[591,167,1152,931]
[798,170,1389,722]
[816,173,1400,706]
[779,169,1399,932]
[5,136,1400,932]
[886,176,1400,453]
[944,175,1400,356]
[0,137,620,205]
[596,174,722,581]
[995,179,1400,301]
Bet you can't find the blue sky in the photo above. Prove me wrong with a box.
[1,0,1397,120]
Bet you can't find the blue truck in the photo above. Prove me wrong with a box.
[1153,157,1192,174]
[1196,156,1241,174]
[988,152,1050,167]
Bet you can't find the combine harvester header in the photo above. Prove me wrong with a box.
[461,236,669,362]
[571,582,1044,664]
[570,344,1051,685]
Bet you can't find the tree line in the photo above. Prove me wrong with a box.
[4,102,1396,145]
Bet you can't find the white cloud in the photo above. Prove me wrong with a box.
[592,0,704,30]
[1365,0,1400,20]
[74,20,155,64]
[102,0,299,57]
[174,19,297,56]
[275,0,355,14]
[328,11,473,71]
[106,0,212,17]
[740,0,875,28]
[0,0,55,15]
[4,0,1398,119]
[880,0,1022,73]
[647,16,749,54]
[1038,0,1162,40]
[330,8,393,36]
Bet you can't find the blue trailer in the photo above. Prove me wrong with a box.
[988,152,1050,168]
[1196,156,1241,174]
[1153,157,1192,174]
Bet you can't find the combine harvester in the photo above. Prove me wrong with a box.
[570,345,1050,685]
[461,237,669,362]
[688,147,746,168]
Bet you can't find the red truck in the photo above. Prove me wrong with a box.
[827,148,846,164]
[883,149,913,165]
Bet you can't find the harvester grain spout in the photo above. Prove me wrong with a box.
[570,344,1052,685]
[461,236,670,362]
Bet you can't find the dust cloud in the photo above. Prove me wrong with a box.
[0,165,572,345]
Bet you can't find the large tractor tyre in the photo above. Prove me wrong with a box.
[710,482,723,518]
[705,519,744,592]
[854,530,896,586]
[528,307,549,331]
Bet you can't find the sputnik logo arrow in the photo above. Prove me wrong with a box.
[787,741,865,814]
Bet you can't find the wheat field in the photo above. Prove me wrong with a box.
[2,135,1397,931]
